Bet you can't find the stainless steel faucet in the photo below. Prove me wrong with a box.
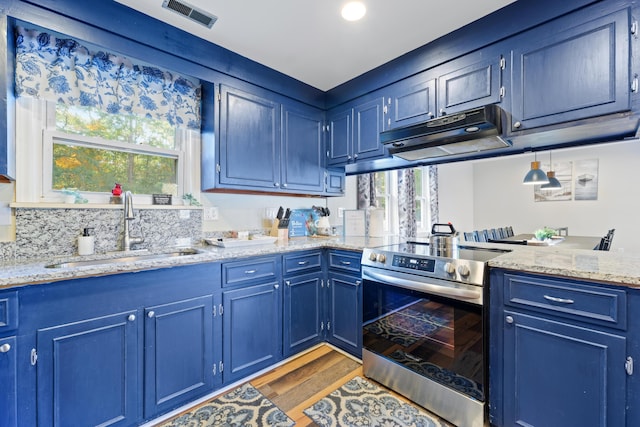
[123,191,144,251]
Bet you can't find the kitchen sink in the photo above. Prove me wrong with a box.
[45,248,204,269]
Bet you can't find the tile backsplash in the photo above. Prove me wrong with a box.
[0,207,203,262]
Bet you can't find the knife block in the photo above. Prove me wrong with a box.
[270,219,280,237]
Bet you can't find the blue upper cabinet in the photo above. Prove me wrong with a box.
[386,74,437,130]
[436,50,505,116]
[281,103,325,193]
[217,84,281,190]
[509,7,631,132]
[327,97,387,166]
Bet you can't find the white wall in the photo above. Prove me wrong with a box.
[437,162,475,234]
[465,140,640,253]
[201,176,357,233]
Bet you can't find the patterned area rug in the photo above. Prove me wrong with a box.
[304,376,451,427]
[157,382,294,427]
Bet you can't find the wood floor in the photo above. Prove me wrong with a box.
[151,344,450,426]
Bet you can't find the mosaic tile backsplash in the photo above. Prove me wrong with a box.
[0,207,203,261]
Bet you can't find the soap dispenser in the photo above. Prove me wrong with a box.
[78,227,95,256]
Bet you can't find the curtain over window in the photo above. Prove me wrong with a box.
[14,27,201,130]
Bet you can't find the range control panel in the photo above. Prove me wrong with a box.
[392,256,436,272]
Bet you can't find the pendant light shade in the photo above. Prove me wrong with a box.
[541,170,563,188]
[540,151,562,189]
[523,153,549,185]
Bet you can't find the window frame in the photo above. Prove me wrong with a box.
[15,97,199,205]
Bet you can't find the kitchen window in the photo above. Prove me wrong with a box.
[369,167,434,236]
[13,26,202,204]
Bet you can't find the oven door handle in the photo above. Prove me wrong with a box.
[362,269,482,302]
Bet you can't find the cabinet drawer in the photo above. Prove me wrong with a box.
[283,251,322,275]
[504,274,626,330]
[0,291,18,333]
[328,250,361,274]
[222,256,279,287]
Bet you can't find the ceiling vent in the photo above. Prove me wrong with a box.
[162,0,217,28]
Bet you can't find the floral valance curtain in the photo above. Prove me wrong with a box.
[14,27,201,130]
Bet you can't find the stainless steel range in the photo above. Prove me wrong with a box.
[361,241,508,427]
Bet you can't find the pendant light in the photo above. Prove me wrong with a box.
[541,151,562,189]
[522,152,549,185]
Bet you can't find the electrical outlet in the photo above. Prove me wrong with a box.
[204,207,219,221]
[338,207,345,218]
[179,209,190,219]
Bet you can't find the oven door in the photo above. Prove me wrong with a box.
[362,271,485,403]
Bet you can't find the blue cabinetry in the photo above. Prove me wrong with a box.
[37,310,139,427]
[387,75,436,130]
[327,97,387,166]
[0,335,17,427]
[489,270,630,427]
[283,251,325,357]
[222,256,282,383]
[509,7,631,132]
[218,84,281,190]
[143,295,216,418]
[326,250,362,358]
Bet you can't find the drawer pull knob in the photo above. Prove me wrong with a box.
[0,343,10,353]
[543,295,575,304]
[505,316,514,324]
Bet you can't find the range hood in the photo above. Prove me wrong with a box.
[380,104,511,161]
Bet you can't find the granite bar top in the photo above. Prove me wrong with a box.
[2,235,640,290]
[0,236,403,289]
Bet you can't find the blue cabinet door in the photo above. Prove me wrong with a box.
[144,295,214,418]
[223,282,282,383]
[0,336,17,427]
[327,272,362,358]
[37,310,138,427]
[437,51,504,116]
[510,8,630,131]
[387,77,436,129]
[327,107,352,166]
[281,103,324,193]
[283,272,324,357]
[353,97,386,161]
[501,310,627,427]
[218,84,281,189]
[325,168,345,195]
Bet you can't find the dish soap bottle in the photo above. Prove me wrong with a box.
[78,227,95,256]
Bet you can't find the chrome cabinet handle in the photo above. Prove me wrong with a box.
[505,316,514,324]
[297,261,309,265]
[0,343,11,353]
[147,311,155,318]
[274,284,279,289]
[340,261,351,265]
[513,121,522,129]
[127,314,136,322]
[543,295,575,304]
[244,269,257,274]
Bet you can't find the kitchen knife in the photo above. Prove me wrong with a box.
[279,208,291,228]
[276,206,284,220]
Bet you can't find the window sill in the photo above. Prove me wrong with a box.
[10,202,203,210]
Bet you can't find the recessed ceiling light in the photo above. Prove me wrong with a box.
[341,2,366,21]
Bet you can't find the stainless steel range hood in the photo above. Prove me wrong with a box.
[380,104,510,161]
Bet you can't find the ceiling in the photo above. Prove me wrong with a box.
[114,0,517,91]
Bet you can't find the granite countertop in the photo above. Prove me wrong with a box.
[0,235,403,289]
[2,235,640,290]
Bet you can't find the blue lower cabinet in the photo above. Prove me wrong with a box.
[223,281,282,384]
[501,311,627,427]
[144,295,215,418]
[0,335,17,427]
[36,310,139,427]
[326,272,362,358]
[283,272,324,357]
